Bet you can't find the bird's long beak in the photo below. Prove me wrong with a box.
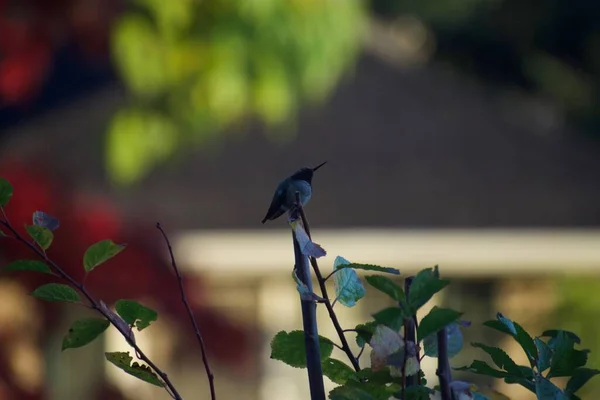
[312,161,327,172]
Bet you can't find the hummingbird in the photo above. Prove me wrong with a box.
[261,161,327,224]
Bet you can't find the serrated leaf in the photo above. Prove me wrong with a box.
[31,283,80,303]
[372,307,405,331]
[417,306,463,342]
[322,358,355,384]
[270,330,333,368]
[83,239,126,273]
[455,360,510,378]
[62,318,110,350]
[535,338,552,373]
[4,259,53,274]
[333,256,366,307]
[386,342,420,377]
[365,275,404,302]
[115,300,158,331]
[291,220,326,258]
[484,313,538,361]
[423,322,464,358]
[407,267,449,313]
[535,375,568,400]
[353,367,393,385]
[565,368,600,396]
[548,331,589,378]
[32,211,60,231]
[541,330,581,345]
[105,351,164,387]
[329,385,378,400]
[471,342,523,376]
[0,178,13,206]
[25,225,53,250]
[355,322,377,347]
[335,263,400,276]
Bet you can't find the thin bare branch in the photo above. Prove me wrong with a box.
[0,211,182,400]
[156,222,216,400]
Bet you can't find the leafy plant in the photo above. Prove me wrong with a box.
[270,194,599,400]
[0,177,214,400]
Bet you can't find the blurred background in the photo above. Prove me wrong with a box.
[0,0,599,399]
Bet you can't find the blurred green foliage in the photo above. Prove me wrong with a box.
[553,277,600,399]
[108,0,367,185]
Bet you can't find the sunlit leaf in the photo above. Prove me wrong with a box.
[333,256,365,307]
[83,240,126,273]
[115,299,158,331]
[105,351,164,387]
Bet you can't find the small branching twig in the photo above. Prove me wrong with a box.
[295,194,361,372]
[0,212,182,400]
[156,222,216,400]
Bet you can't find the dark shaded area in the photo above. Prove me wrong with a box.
[371,0,600,135]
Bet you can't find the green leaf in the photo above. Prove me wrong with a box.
[417,306,463,342]
[25,225,53,250]
[565,368,600,396]
[322,358,355,385]
[364,275,404,302]
[454,360,510,378]
[62,318,110,350]
[542,329,581,345]
[329,385,378,400]
[423,322,464,358]
[471,342,523,375]
[535,337,552,373]
[31,283,80,303]
[372,307,405,331]
[0,178,13,206]
[535,375,568,400]
[83,239,126,273]
[353,367,393,385]
[333,256,366,307]
[548,331,589,378]
[270,330,333,368]
[4,259,53,274]
[115,299,158,331]
[407,267,449,313]
[334,263,400,276]
[355,322,377,347]
[484,313,538,361]
[105,351,164,387]
[403,385,435,400]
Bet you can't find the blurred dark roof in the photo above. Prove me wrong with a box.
[7,54,600,229]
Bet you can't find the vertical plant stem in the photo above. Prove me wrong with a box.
[292,227,326,400]
[156,223,216,400]
[403,277,418,389]
[436,326,453,400]
[295,195,361,372]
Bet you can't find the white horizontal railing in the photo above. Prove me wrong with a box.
[171,229,600,277]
